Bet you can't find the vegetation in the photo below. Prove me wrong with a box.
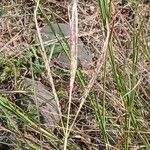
[0,0,149,149]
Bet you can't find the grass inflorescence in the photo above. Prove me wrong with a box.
[0,0,149,149]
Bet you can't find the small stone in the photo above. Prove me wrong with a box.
[23,78,60,131]
[39,23,93,69]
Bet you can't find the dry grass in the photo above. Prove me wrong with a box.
[0,0,150,149]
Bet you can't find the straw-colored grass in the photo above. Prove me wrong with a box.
[0,0,149,149]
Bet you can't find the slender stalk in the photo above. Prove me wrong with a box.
[34,0,65,134]
[64,0,78,149]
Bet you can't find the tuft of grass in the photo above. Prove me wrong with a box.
[0,0,149,149]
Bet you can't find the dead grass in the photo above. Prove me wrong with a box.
[0,0,150,149]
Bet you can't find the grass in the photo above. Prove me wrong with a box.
[0,0,150,149]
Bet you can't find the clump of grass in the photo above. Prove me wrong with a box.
[0,0,149,149]
[98,0,150,149]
